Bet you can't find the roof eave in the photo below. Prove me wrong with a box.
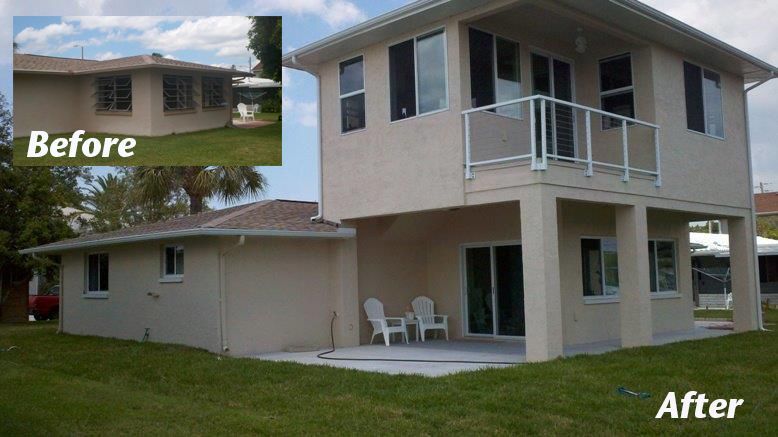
[20,227,355,255]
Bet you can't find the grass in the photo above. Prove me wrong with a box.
[1,311,776,435]
[695,307,778,322]
[13,115,281,166]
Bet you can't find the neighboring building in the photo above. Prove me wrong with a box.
[691,233,778,307]
[13,54,251,138]
[22,0,776,362]
[755,192,778,217]
[232,77,281,109]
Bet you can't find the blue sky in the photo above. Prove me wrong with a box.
[2,0,777,208]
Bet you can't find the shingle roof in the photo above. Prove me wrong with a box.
[14,53,252,77]
[21,200,349,254]
[755,193,778,215]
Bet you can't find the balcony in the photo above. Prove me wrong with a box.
[462,95,661,187]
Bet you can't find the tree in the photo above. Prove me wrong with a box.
[130,167,267,214]
[0,92,92,290]
[151,52,163,57]
[13,41,18,53]
[757,216,778,240]
[247,16,282,82]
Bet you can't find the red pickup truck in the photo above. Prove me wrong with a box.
[28,285,59,321]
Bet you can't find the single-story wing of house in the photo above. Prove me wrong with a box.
[20,200,359,356]
[13,53,253,138]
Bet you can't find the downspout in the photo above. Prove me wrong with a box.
[744,72,775,331]
[290,55,324,222]
[218,235,245,352]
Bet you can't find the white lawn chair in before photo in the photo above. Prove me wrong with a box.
[411,296,449,342]
[364,298,409,346]
[237,102,255,122]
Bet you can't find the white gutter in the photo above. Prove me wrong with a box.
[744,72,775,331]
[218,235,245,352]
[290,55,324,222]
[19,227,356,255]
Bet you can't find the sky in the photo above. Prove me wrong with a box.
[1,0,777,208]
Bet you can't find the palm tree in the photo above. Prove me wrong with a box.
[82,174,131,232]
[132,167,267,214]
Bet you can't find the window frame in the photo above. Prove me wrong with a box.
[467,26,523,120]
[162,74,196,112]
[648,238,679,295]
[94,75,132,113]
[338,54,366,135]
[201,76,227,109]
[597,52,635,131]
[161,244,185,282]
[387,26,450,124]
[84,252,109,298]
[683,60,725,140]
[580,236,620,303]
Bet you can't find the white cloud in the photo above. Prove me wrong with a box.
[283,96,317,127]
[130,16,250,57]
[63,16,184,31]
[252,0,366,28]
[94,51,122,61]
[163,54,178,60]
[15,22,77,50]
[282,67,292,87]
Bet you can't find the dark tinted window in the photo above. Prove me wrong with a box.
[389,39,416,121]
[339,56,364,95]
[468,28,494,109]
[341,93,365,132]
[581,239,603,296]
[600,55,632,92]
[684,61,705,133]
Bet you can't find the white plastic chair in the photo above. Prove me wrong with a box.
[411,296,448,342]
[237,103,255,122]
[364,298,408,346]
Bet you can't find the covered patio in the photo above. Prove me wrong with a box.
[255,323,731,377]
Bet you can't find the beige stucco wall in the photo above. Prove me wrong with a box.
[13,69,233,138]
[59,237,221,352]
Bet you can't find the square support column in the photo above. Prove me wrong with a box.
[728,217,760,332]
[331,237,360,347]
[520,188,563,362]
[615,204,653,347]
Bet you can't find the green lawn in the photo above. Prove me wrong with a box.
[1,312,776,434]
[695,307,778,322]
[13,118,281,166]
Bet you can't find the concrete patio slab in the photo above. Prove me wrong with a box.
[252,323,733,377]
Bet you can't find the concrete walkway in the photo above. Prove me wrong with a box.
[253,322,733,377]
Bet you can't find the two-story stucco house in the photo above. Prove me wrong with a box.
[21,0,775,363]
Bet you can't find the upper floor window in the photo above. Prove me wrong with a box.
[163,245,184,278]
[599,53,634,129]
[163,74,195,111]
[339,55,365,133]
[202,77,226,108]
[86,253,109,294]
[468,28,521,118]
[683,61,724,138]
[389,28,448,121]
[95,75,132,112]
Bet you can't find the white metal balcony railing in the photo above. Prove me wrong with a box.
[462,95,661,187]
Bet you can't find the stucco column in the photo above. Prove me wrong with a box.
[331,237,360,347]
[520,188,563,362]
[728,216,760,332]
[615,204,653,347]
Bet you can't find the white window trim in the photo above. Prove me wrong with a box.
[467,26,524,120]
[388,26,450,124]
[161,244,184,281]
[581,236,620,302]
[649,238,679,294]
[339,54,366,135]
[84,252,109,296]
[598,52,635,131]
[683,60,726,140]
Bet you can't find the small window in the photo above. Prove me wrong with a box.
[599,54,634,129]
[683,61,724,138]
[339,56,365,133]
[163,245,184,277]
[86,253,109,293]
[389,28,448,121]
[163,74,195,111]
[468,28,521,118]
[95,75,132,112]
[581,238,619,297]
[648,240,677,292]
[202,77,226,108]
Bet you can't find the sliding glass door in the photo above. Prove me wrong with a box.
[531,52,576,159]
[463,243,525,337]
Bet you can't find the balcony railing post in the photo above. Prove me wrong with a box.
[530,99,538,170]
[464,112,473,179]
[540,98,548,170]
[585,110,593,177]
[621,119,630,182]
[654,127,662,187]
